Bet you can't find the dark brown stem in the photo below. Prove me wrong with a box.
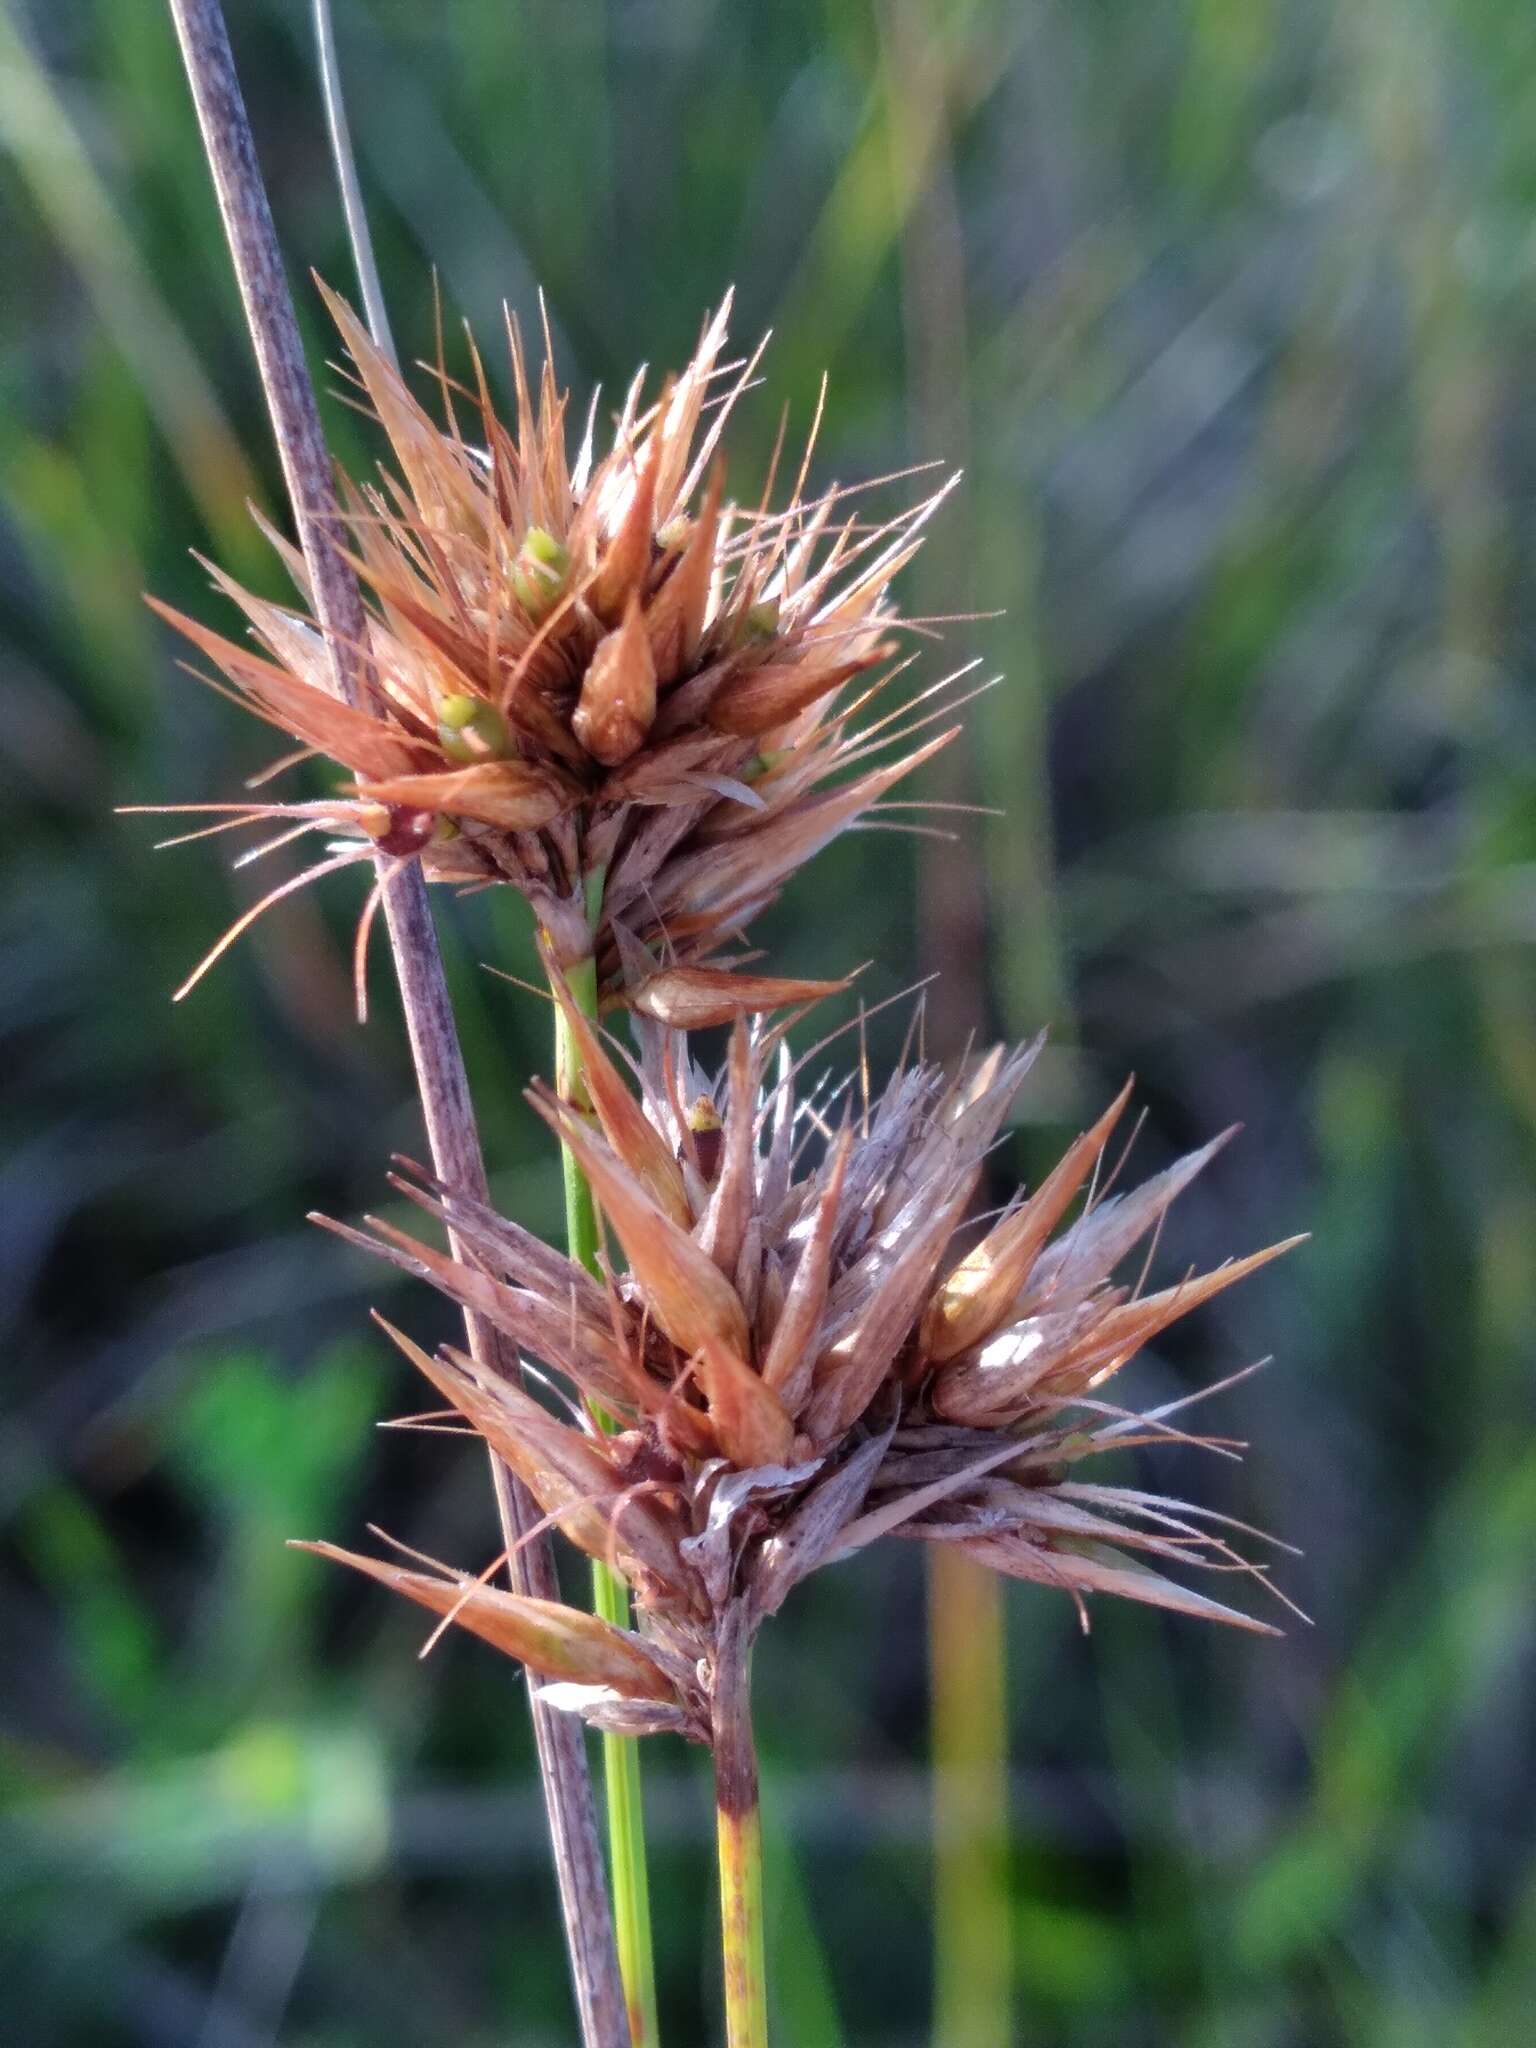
[711,1603,759,1825]
[712,1604,767,2048]
[164,6,626,2042]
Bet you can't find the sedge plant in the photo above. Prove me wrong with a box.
[304,1002,1302,2048]
[143,5,1302,2040]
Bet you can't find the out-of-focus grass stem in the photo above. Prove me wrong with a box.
[881,8,1016,2040]
[0,3,258,552]
[312,0,397,372]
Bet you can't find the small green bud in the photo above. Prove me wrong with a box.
[523,525,567,568]
[741,597,780,642]
[512,526,570,618]
[437,693,510,763]
[655,516,691,553]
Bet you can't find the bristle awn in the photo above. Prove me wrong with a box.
[551,862,662,2048]
[164,7,626,2043]
[172,848,365,1001]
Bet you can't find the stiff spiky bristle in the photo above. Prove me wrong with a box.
[141,290,966,1015]
[303,1001,1302,1746]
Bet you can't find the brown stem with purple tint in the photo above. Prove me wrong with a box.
[163,6,626,2042]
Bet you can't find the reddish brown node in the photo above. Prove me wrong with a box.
[370,804,437,857]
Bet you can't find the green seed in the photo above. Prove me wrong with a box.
[437,693,510,762]
[741,597,780,642]
[512,526,570,618]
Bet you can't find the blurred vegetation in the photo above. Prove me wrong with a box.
[4,0,1536,2042]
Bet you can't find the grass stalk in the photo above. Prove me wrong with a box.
[712,1606,769,2048]
[163,7,626,2043]
[551,871,661,2048]
[929,1543,1011,2048]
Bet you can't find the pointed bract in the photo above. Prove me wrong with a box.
[573,595,657,767]
[295,1541,684,1695]
[532,1088,753,1367]
[921,1080,1135,1363]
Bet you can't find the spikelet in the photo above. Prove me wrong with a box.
[139,290,968,1017]
[301,998,1303,1745]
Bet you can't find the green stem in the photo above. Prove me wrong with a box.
[591,1549,658,2048]
[556,950,606,1277]
[552,877,660,2048]
[929,1544,1011,2048]
[713,1609,768,2048]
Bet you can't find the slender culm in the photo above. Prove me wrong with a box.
[712,1605,768,2048]
[162,6,627,2042]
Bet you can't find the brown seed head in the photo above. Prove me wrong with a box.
[302,1006,1301,1743]
[143,290,964,1012]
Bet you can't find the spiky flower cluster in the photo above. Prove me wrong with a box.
[150,293,962,1015]
[305,997,1299,1744]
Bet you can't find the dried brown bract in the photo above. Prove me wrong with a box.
[143,292,968,1013]
[303,1003,1302,1748]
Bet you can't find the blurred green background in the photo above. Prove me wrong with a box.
[5,1,1536,2042]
